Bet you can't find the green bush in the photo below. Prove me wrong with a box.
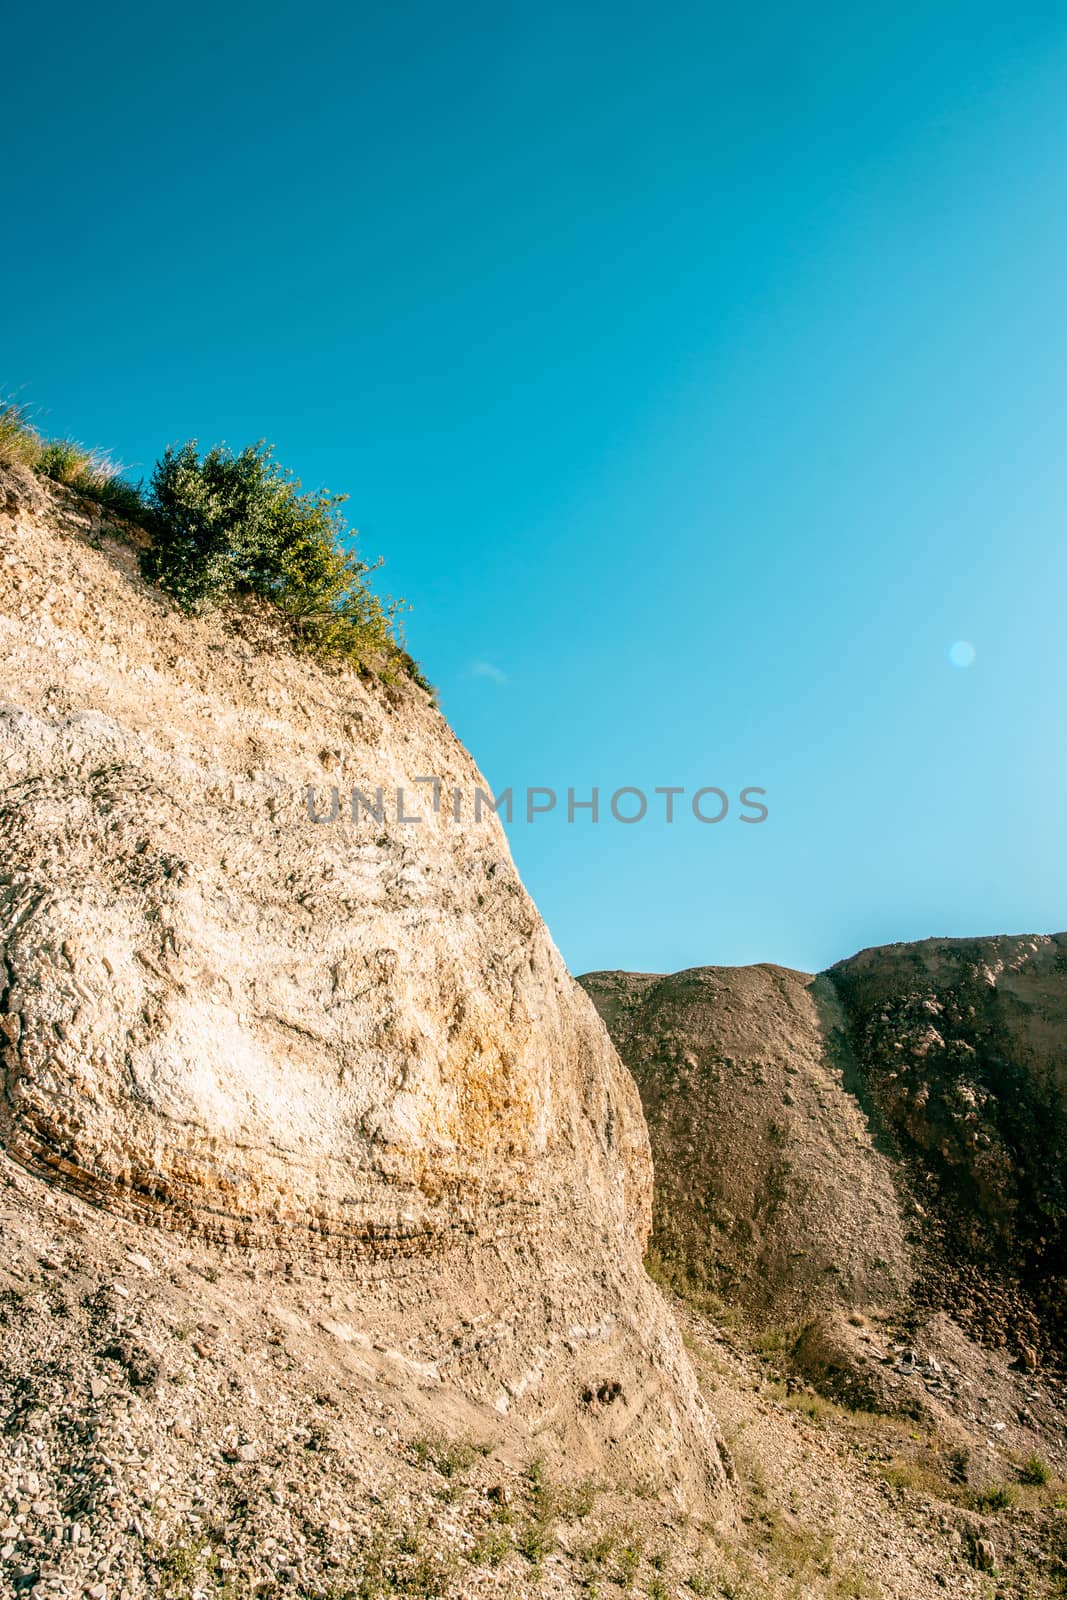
[142,439,411,676]
[2,394,430,687]
[973,1483,1015,1511]
[1019,1453,1051,1486]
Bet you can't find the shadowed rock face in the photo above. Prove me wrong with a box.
[583,939,1067,1359]
[580,965,914,1323]
[828,935,1067,1356]
[0,469,728,1502]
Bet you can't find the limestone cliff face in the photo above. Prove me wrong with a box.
[0,470,727,1501]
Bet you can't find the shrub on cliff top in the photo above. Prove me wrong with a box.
[1,394,428,686]
[141,439,416,678]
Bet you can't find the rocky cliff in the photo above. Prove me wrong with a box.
[0,467,727,1516]
[2,469,1064,1600]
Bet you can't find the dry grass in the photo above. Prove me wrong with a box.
[0,400,43,469]
[37,438,144,517]
[0,398,144,519]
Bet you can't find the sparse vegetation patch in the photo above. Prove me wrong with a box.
[0,395,429,686]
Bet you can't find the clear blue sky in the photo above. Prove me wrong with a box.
[6,2,1067,975]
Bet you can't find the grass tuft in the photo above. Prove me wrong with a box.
[1019,1453,1051,1486]
[37,437,146,519]
[0,400,43,469]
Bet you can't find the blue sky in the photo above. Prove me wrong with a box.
[6,2,1067,975]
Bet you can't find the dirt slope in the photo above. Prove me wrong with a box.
[581,942,1067,1360]
[580,964,912,1323]
[581,942,1067,1568]
[828,935,1067,1359]
[10,1156,1058,1600]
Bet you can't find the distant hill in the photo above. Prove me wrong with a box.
[582,933,1067,1362]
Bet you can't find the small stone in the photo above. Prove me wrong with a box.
[973,1537,996,1573]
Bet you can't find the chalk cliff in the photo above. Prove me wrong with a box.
[0,467,727,1504]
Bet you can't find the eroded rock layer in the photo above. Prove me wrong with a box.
[0,470,727,1501]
